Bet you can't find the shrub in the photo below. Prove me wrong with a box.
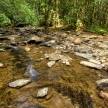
[0,13,11,26]
[90,24,107,35]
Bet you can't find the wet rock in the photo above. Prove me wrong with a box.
[51,95,65,108]
[65,61,70,66]
[48,53,61,61]
[60,55,72,65]
[47,61,55,67]
[96,79,108,89]
[45,91,53,100]
[99,91,108,98]
[80,61,102,69]
[25,47,30,52]
[0,63,5,67]
[88,59,101,65]
[14,94,28,106]
[75,52,92,59]
[96,78,108,85]
[37,87,48,97]
[9,79,31,88]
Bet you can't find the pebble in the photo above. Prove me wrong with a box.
[37,87,48,97]
[47,61,55,67]
[0,63,5,67]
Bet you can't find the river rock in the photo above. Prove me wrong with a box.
[75,52,92,59]
[15,94,28,105]
[25,47,30,52]
[28,36,43,44]
[101,62,108,67]
[98,43,108,49]
[80,61,102,69]
[73,38,82,45]
[99,51,108,57]
[9,79,31,88]
[47,61,55,67]
[48,53,61,61]
[74,46,87,53]
[40,40,56,47]
[96,79,108,89]
[37,87,48,97]
[45,54,50,59]
[81,35,97,39]
[60,55,72,65]
[88,59,101,65]
[0,63,5,67]
[104,65,108,71]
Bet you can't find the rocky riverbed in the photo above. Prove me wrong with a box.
[0,26,108,108]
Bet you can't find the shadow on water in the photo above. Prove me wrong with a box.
[9,45,39,81]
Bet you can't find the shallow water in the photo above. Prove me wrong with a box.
[0,44,107,108]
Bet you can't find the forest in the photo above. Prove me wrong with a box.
[0,0,108,34]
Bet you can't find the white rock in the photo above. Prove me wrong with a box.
[47,61,55,67]
[88,59,101,65]
[80,61,102,69]
[9,79,31,88]
[102,62,108,67]
[66,61,70,66]
[96,79,108,86]
[49,53,61,61]
[37,87,48,97]
[45,54,50,59]
[75,52,92,59]
[99,51,108,56]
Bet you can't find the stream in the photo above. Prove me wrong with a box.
[0,27,108,108]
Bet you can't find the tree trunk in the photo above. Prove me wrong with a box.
[55,0,60,28]
[44,0,52,30]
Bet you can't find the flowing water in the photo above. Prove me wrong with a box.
[0,41,108,108]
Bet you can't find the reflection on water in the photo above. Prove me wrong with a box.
[9,45,19,50]
[26,64,38,82]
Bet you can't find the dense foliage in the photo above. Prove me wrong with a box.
[0,0,107,33]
